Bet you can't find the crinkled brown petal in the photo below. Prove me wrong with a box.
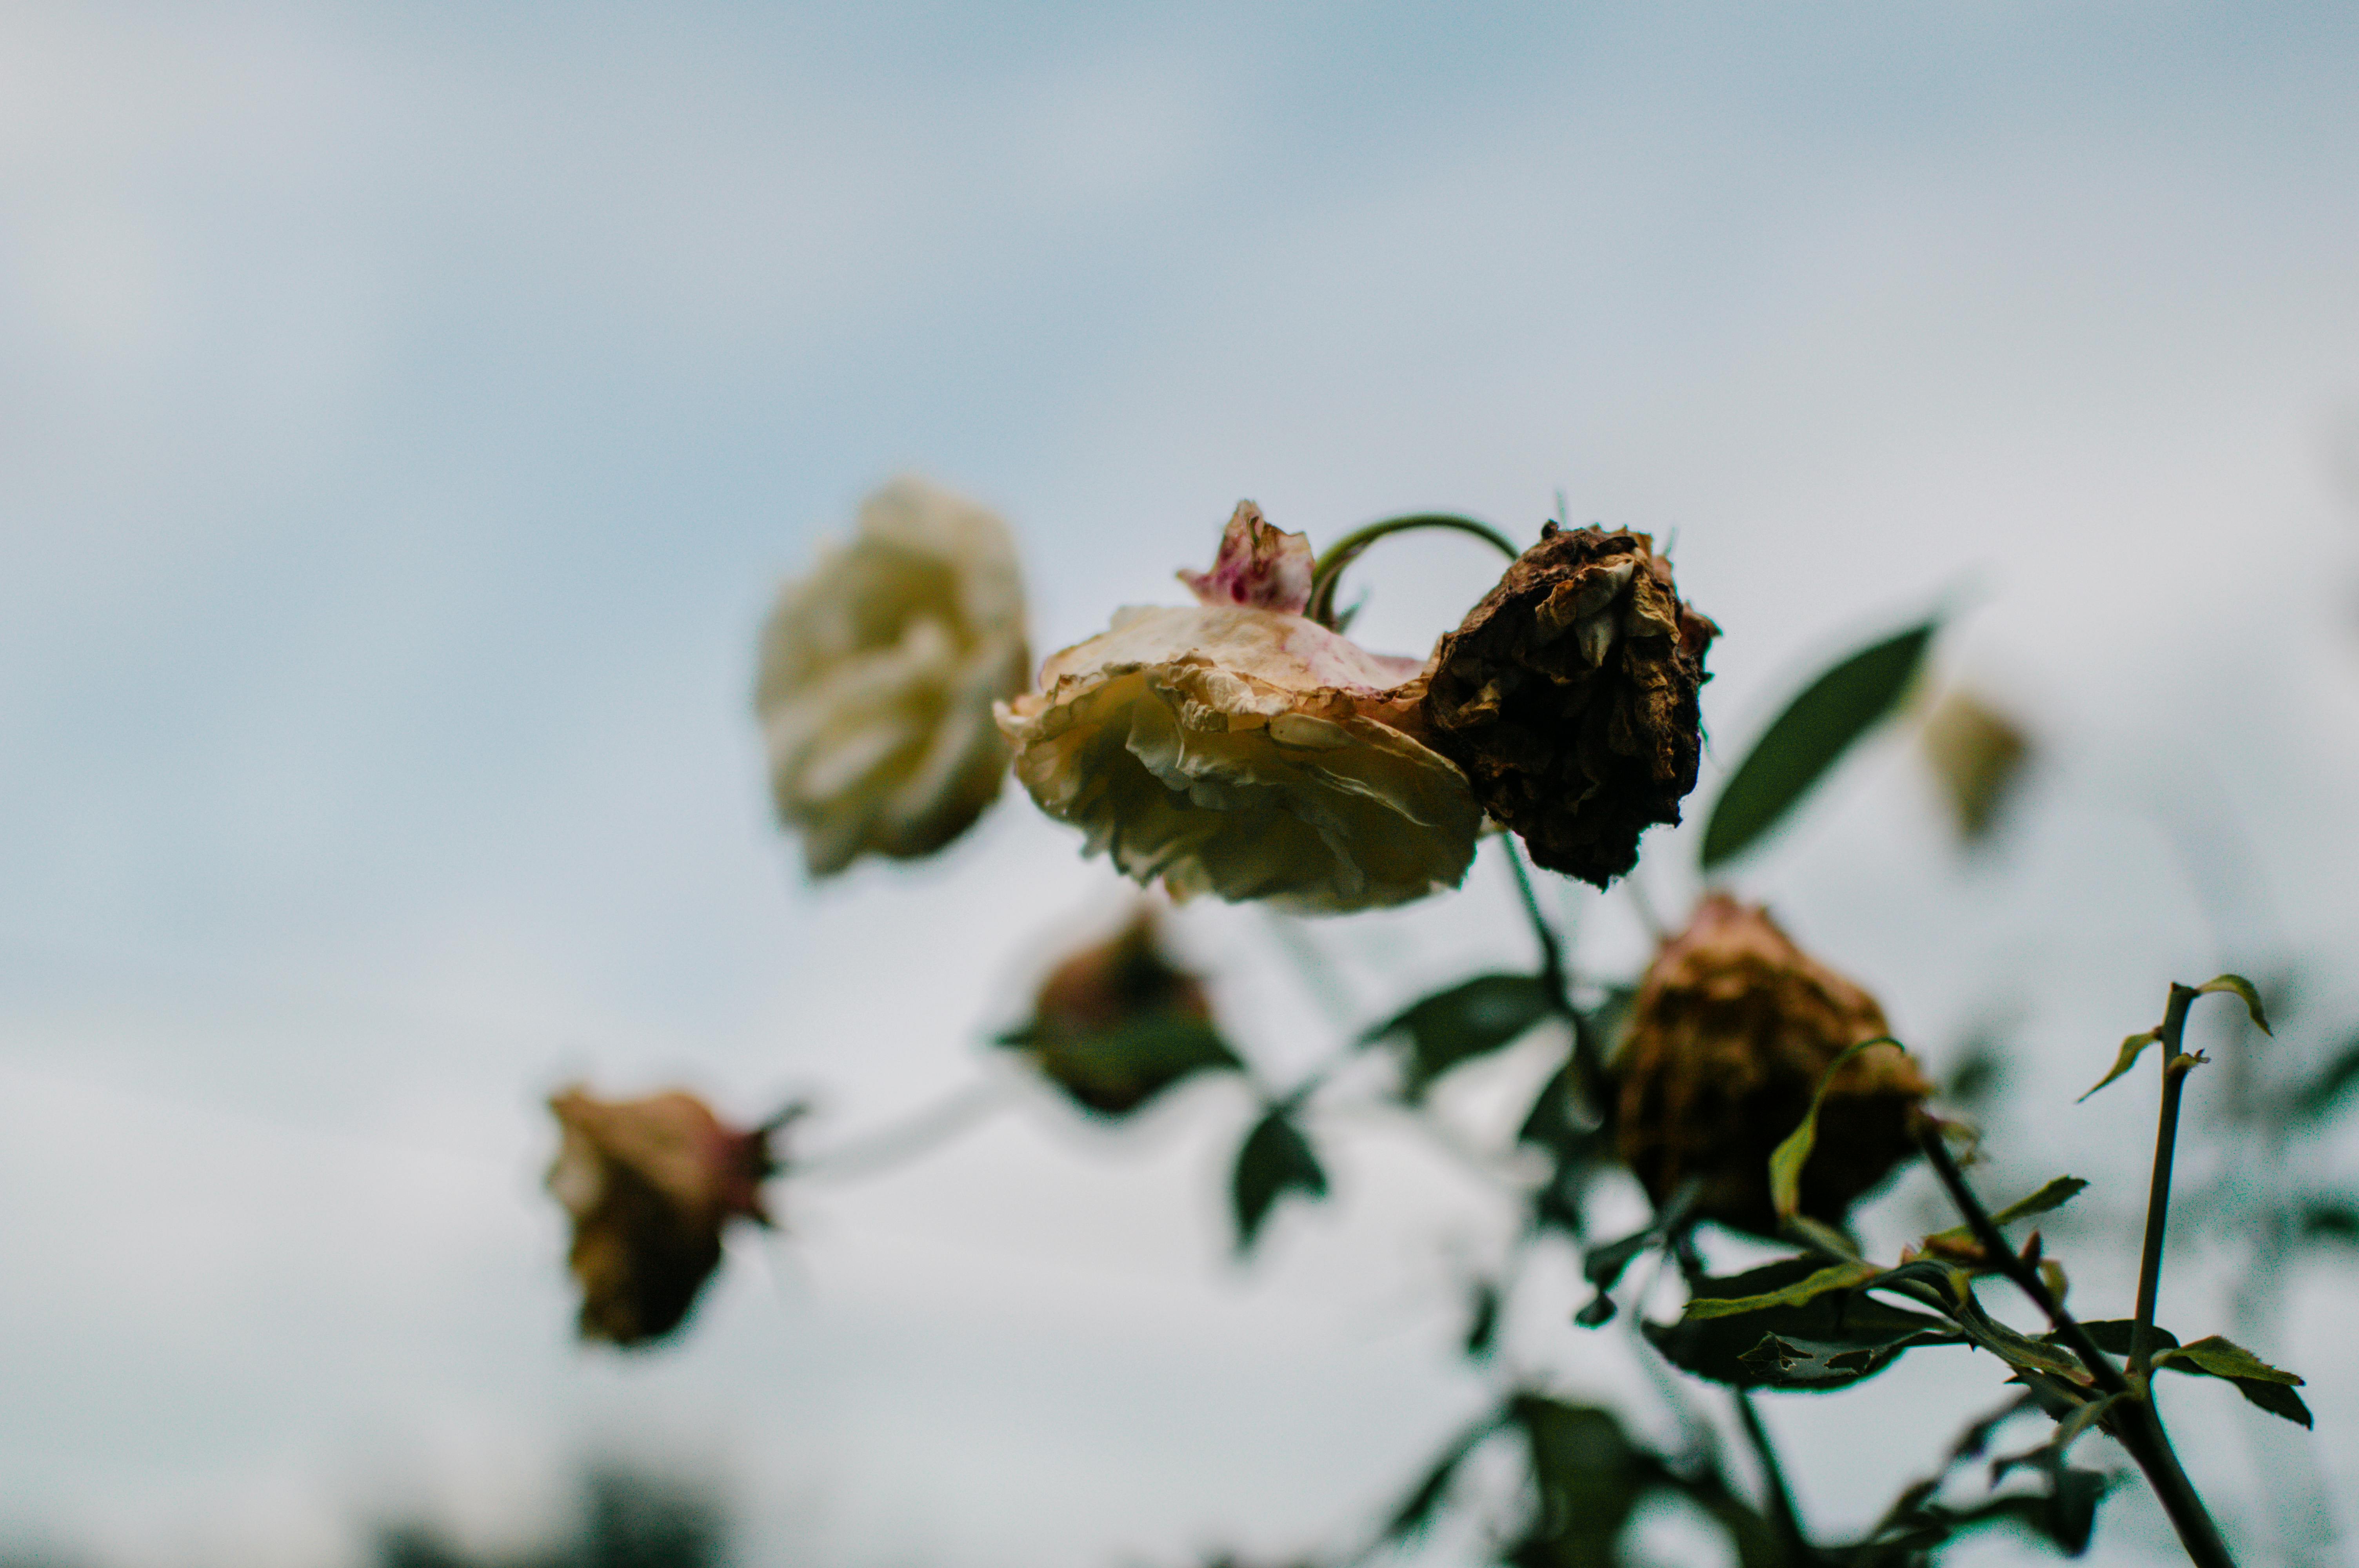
[1422,525,1716,887]
[1609,896,1931,1234]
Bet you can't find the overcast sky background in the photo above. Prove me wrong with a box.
[6,4,2359,1566]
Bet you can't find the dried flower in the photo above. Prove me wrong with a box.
[1422,524,1716,887]
[1612,895,1930,1234]
[999,909,1240,1116]
[1921,689,2030,842]
[756,476,1030,875]
[546,1087,784,1347]
[996,503,1480,913]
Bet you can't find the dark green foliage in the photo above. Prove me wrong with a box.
[1231,1107,1329,1254]
[2301,1199,2359,1245]
[996,1013,1241,1118]
[372,1469,723,1568]
[1508,1399,1645,1568]
[1700,621,1938,869]
[1645,1259,1952,1390]
[1381,1408,1508,1544]
[1363,973,1557,1095]
[2290,1033,2359,1125]
[1464,1279,1502,1359]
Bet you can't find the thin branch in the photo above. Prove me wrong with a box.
[787,1075,1020,1183]
[2134,983,2200,1381]
[1914,1122,2235,1568]
[1732,1388,1812,1563]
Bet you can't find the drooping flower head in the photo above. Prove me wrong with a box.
[1612,895,1930,1234]
[546,1087,786,1347]
[1423,525,1716,887]
[996,503,1481,914]
[756,476,1030,875]
[998,907,1241,1116]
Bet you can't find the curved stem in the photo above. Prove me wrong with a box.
[787,1076,1018,1183]
[1305,513,1521,628]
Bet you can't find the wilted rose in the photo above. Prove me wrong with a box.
[1422,524,1716,887]
[756,476,1030,875]
[999,908,1240,1116]
[1612,895,1930,1233]
[995,503,1481,914]
[546,1087,785,1347]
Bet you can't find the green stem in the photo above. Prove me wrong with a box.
[2133,983,2199,1382]
[1732,1388,1812,1563]
[787,1076,1017,1182]
[1305,513,1521,628]
[1502,838,1610,1117]
[1914,1122,2234,1568]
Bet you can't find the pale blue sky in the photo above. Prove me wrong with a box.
[5,5,2359,1564]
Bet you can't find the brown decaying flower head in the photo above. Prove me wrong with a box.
[1421,524,1716,888]
[1612,895,1931,1234]
[995,503,1481,913]
[545,1088,781,1347]
[1010,909,1231,1116]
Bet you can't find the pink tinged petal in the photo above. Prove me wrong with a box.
[1176,501,1316,613]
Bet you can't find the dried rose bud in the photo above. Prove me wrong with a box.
[1421,524,1716,887]
[545,1087,783,1347]
[1612,895,1931,1234]
[1000,909,1240,1116]
[1921,688,2031,843]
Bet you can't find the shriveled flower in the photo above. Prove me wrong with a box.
[1422,524,1716,887]
[1921,688,2031,843]
[1612,895,1931,1234]
[546,1087,785,1347]
[756,476,1030,876]
[998,908,1241,1116]
[995,503,1481,913]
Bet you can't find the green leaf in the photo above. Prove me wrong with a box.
[2299,1200,2359,1245]
[1767,1036,1906,1221]
[2195,974,2272,1035]
[1700,619,1939,869]
[2155,1333,2312,1428]
[1463,1280,1501,1360]
[2050,1318,2178,1357]
[2290,1034,2359,1125]
[1362,973,1557,1094]
[1510,1398,1645,1568]
[998,1012,1241,1118]
[1684,1260,1881,1318]
[1382,1409,1505,1542]
[1644,1258,1951,1390]
[1922,1176,2087,1255]
[2158,1334,2302,1385]
[2078,1029,2159,1102]
[1573,1225,1661,1327]
[1230,1107,1328,1254]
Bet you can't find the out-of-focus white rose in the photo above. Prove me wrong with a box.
[995,503,1480,913]
[756,477,1030,875]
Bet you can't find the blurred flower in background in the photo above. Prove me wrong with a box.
[545,1089,790,1348]
[755,477,1030,875]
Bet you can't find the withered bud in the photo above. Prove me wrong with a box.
[1001,911,1239,1117]
[1921,689,2031,843]
[545,1087,784,1347]
[1612,895,1931,1234]
[1421,524,1716,887]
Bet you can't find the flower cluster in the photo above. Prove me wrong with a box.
[756,476,1030,875]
